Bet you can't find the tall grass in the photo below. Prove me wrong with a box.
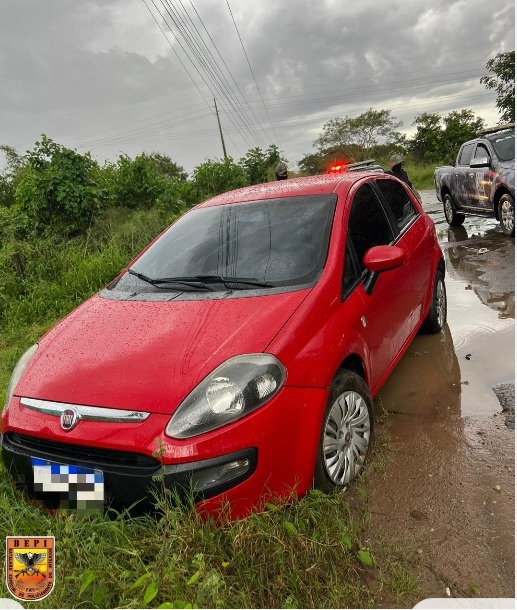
[0,458,419,609]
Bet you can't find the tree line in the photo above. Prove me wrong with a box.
[0,51,513,242]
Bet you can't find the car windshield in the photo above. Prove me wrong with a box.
[490,132,515,161]
[110,194,337,293]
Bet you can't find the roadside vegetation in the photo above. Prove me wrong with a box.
[0,49,513,605]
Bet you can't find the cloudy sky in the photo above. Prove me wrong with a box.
[0,0,514,174]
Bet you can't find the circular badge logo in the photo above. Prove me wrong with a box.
[60,408,79,431]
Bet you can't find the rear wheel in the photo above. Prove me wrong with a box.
[443,193,465,227]
[498,193,515,237]
[314,370,373,493]
[421,269,447,334]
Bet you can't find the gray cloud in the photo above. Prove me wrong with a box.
[0,0,514,172]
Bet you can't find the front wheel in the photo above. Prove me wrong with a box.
[498,193,515,237]
[313,370,373,493]
[443,193,465,227]
[420,269,447,334]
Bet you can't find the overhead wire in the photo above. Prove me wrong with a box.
[143,0,243,155]
[225,0,278,145]
[187,0,273,146]
[157,0,264,149]
[173,0,268,146]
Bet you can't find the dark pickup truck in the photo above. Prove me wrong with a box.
[434,124,515,236]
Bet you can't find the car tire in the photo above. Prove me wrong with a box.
[420,269,447,334]
[498,193,515,237]
[443,193,465,227]
[313,370,373,494]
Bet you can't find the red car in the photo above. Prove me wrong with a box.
[1,172,446,519]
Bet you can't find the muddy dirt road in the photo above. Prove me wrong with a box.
[368,190,515,603]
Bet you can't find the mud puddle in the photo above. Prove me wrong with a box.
[367,191,515,602]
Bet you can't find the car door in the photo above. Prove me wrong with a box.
[454,142,476,208]
[343,182,415,391]
[466,142,492,210]
[373,178,434,325]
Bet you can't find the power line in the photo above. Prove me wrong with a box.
[155,0,259,150]
[225,0,278,145]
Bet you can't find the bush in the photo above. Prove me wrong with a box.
[15,135,103,236]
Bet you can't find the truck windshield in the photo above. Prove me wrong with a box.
[111,194,337,293]
[491,133,515,161]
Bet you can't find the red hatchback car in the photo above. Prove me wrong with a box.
[1,172,445,519]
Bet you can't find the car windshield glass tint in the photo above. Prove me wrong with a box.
[111,194,337,292]
[491,133,515,161]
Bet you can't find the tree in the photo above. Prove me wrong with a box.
[410,113,445,163]
[191,157,247,201]
[146,152,188,182]
[442,109,485,161]
[239,144,282,185]
[15,135,102,235]
[409,110,485,165]
[0,145,24,207]
[314,109,403,152]
[480,51,515,123]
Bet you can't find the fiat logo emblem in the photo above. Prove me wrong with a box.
[60,408,79,431]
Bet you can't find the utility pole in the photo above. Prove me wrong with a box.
[214,98,228,159]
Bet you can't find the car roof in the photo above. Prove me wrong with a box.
[196,171,379,208]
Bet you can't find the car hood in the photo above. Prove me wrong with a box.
[16,290,310,414]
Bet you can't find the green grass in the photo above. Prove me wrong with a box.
[403,163,436,190]
[0,460,420,608]
[0,204,424,608]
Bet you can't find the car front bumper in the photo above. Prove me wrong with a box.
[1,386,328,518]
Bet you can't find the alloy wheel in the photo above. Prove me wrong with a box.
[500,196,515,235]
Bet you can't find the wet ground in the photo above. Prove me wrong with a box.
[368,190,515,604]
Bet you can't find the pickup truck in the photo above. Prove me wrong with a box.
[434,124,515,236]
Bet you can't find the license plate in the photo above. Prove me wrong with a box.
[31,458,104,506]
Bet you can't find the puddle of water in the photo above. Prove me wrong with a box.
[368,192,515,599]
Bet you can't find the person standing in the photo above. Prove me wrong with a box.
[387,154,413,187]
[275,162,288,180]
[387,154,422,201]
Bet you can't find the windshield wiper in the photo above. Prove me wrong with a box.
[126,269,216,291]
[185,275,275,289]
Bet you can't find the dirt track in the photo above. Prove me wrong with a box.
[368,191,515,603]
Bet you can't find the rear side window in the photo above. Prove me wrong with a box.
[491,133,515,161]
[458,143,475,165]
[346,184,394,272]
[375,179,417,231]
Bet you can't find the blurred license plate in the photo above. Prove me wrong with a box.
[31,458,104,504]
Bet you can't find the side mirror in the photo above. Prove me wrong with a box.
[363,245,406,273]
[362,245,406,295]
[470,157,490,168]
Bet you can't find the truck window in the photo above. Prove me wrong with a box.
[473,144,490,160]
[491,133,515,161]
[458,143,476,165]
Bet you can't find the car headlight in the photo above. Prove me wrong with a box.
[4,344,38,412]
[166,354,286,439]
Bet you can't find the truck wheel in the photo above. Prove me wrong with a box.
[443,194,465,227]
[498,193,515,237]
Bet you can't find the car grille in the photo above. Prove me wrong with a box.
[3,433,161,475]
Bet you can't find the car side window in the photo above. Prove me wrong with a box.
[346,184,394,273]
[458,143,476,165]
[375,179,418,232]
[473,143,490,161]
